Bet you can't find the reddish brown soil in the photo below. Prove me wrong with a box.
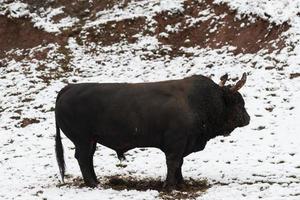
[24,0,131,22]
[19,118,40,128]
[0,16,65,57]
[23,0,130,16]
[154,0,289,54]
[83,16,146,46]
[81,0,289,55]
[0,0,289,58]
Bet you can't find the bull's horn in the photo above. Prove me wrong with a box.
[219,73,228,86]
[230,73,247,92]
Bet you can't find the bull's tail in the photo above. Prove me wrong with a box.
[55,121,65,183]
[55,85,71,183]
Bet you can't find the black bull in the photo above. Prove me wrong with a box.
[55,73,250,189]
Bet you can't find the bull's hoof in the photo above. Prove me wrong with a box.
[118,154,126,161]
[176,181,186,190]
[85,180,98,188]
[162,182,176,192]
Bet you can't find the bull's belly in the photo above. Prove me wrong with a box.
[95,131,162,152]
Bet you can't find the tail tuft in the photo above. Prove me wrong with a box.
[55,123,65,183]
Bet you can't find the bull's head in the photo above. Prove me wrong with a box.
[219,73,250,135]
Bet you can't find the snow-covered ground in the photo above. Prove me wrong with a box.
[0,0,300,199]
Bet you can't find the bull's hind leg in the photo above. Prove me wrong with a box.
[116,150,126,161]
[89,142,98,183]
[75,142,98,187]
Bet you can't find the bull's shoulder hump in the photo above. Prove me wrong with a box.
[191,74,217,84]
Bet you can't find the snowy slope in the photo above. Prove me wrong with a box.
[0,0,300,200]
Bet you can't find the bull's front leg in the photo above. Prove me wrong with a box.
[162,127,188,191]
[163,154,184,190]
[175,159,184,186]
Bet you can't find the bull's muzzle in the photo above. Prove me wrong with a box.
[242,113,250,127]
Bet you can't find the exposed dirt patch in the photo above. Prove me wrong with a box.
[22,0,132,32]
[34,45,75,84]
[19,118,40,128]
[24,0,130,19]
[79,0,289,56]
[154,0,289,55]
[0,16,65,57]
[290,73,300,79]
[104,176,209,192]
[82,16,146,46]
[58,175,210,199]
[0,0,289,59]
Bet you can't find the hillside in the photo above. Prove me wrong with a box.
[0,0,299,199]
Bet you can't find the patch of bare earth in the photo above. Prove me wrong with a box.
[0,16,65,58]
[19,118,40,128]
[0,0,289,59]
[0,0,132,62]
[155,0,289,54]
[24,0,131,19]
[290,73,300,79]
[82,17,146,46]
[81,0,289,56]
[57,175,210,199]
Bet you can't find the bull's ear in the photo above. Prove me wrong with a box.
[219,73,228,87]
[230,73,247,92]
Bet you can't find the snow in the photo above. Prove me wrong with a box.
[6,0,298,32]
[4,2,29,18]
[30,7,79,33]
[214,0,300,25]
[1,0,300,200]
[84,0,185,28]
[159,0,185,13]
[0,1,78,32]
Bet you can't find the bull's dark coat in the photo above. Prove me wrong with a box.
[55,74,250,189]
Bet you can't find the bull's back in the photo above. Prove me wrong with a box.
[55,80,193,149]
